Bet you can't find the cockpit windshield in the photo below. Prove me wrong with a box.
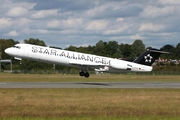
[12,46,21,49]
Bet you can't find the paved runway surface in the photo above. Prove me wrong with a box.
[0,82,180,88]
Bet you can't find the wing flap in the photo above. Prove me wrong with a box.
[69,60,106,68]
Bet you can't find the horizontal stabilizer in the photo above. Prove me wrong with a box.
[149,49,169,54]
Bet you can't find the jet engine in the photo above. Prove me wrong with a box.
[110,59,132,70]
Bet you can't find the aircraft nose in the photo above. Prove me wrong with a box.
[5,48,12,55]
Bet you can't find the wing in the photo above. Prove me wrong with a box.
[69,60,107,69]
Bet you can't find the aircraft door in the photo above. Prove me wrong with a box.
[23,44,29,58]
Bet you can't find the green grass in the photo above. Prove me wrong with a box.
[0,73,180,119]
[2,116,180,120]
[0,89,180,119]
[1,73,180,82]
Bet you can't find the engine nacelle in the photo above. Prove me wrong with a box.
[110,59,131,70]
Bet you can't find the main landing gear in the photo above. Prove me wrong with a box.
[79,71,90,78]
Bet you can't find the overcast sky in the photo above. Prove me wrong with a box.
[0,0,180,48]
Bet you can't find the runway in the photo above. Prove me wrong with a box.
[0,82,180,88]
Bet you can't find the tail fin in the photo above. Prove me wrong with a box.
[133,48,169,66]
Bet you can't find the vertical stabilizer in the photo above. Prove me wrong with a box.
[133,48,169,66]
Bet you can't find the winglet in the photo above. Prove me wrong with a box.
[133,48,169,66]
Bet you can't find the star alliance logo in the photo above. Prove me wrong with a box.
[144,54,153,63]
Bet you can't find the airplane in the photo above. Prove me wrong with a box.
[5,43,168,77]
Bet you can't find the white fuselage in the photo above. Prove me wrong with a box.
[5,43,152,73]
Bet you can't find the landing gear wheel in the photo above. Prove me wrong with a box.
[79,71,90,78]
[84,72,90,78]
[79,71,84,77]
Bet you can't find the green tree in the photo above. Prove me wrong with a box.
[119,43,133,59]
[77,46,90,54]
[0,39,18,59]
[0,39,19,70]
[24,38,46,46]
[94,40,107,56]
[160,44,175,59]
[87,45,95,54]
[132,39,145,58]
[106,41,119,58]
[175,43,180,59]
[160,44,174,51]
[65,45,78,51]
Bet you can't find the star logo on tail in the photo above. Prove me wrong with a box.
[144,54,153,63]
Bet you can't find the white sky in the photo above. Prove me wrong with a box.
[0,0,180,48]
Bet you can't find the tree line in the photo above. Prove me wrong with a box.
[0,38,180,72]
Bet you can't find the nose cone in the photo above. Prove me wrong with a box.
[5,48,11,55]
[5,48,15,56]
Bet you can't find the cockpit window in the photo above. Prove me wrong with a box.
[13,46,21,49]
